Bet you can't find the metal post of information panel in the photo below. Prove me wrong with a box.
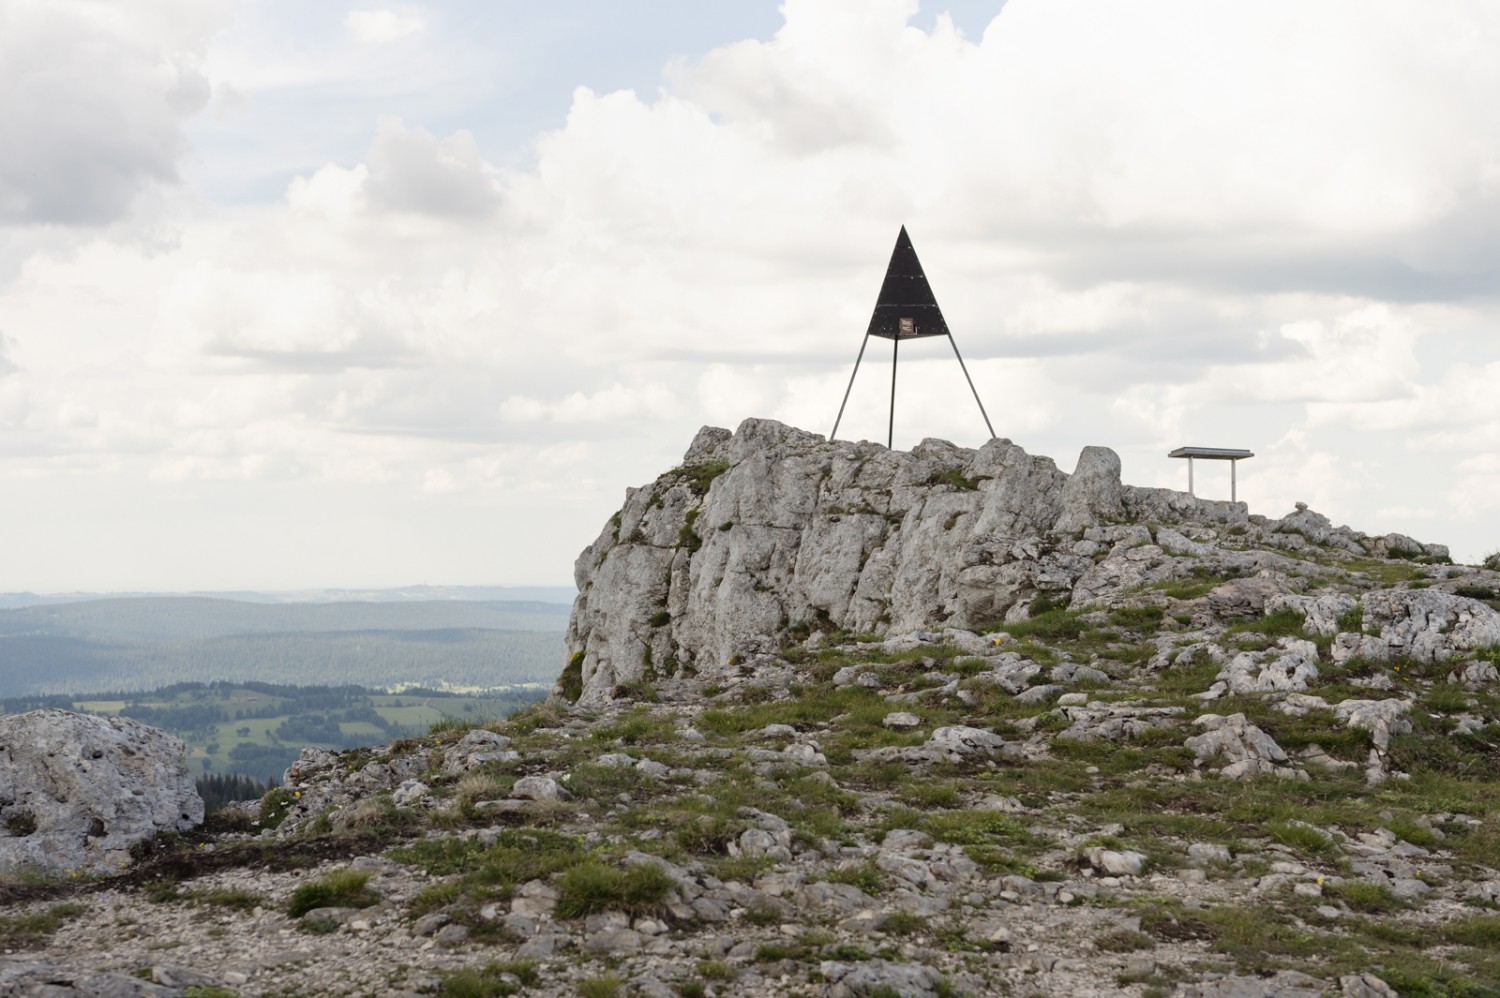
[1169,447,1254,502]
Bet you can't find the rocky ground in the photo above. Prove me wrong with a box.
[7,421,1500,997]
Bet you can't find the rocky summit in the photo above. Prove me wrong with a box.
[6,419,1500,998]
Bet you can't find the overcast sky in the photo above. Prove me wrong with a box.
[2,0,1499,593]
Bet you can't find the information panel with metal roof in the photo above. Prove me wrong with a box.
[1168,447,1254,501]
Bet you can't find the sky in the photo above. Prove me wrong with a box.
[2,0,1499,593]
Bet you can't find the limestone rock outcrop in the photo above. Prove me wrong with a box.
[566,418,1257,705]
[0,709,202,874]
[565,418,1452,707]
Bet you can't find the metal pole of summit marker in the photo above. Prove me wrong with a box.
[830,333,871,442]
[889,337,899,449]
[947,334,995,440]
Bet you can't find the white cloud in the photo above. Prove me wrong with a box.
[5,0,1500,586]
[345,8,426,45]
[0,0,229,226]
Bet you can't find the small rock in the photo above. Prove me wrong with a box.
[1081,847,1146,876]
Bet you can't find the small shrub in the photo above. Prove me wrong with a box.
[3,810,37,836]
[439,960,540,998]
[257,787,297,830]
[1442,914,1500,947]
[0,903,87,949]
[1266,821,1336,858]
[285,869,379,918]
[882,911,928,935]
[559,652,585,703]
[648,610,671,628]
[679,459,730,495]
[577,974,625,998]
[678,509,703,552]
[927,468,979,491]
[298,917,339,935]
[1004,608,1086,641]
[743,903,782,926]
[1029,590,1072,616]
[1336,604,1364,632]
[1228,609,1307,639]
[1109,605,1165,630]
[1326,879,1403,914]
[1483,551,1500,572]
[1096,928,1155,952]
[555,860,673,919]
[823,860,887,895]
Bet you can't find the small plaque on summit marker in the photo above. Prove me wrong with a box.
[866,226,949,340]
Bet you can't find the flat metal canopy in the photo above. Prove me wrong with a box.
[1169,447,1254,460]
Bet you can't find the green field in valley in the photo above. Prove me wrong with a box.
[5,681,548,785]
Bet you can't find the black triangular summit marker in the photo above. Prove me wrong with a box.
[831,225,995,448]
[867,225,949,339]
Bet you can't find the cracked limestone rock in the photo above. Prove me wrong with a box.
[1184,712,1303,780]
[0,709,203,875]
[1332,590,1500,666]
[566,418,1250,707]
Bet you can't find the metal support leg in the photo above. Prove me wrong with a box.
[947,334,996,440]
[888,338,899,450]
[830,333,871,442]
[1231,459,1237,502]
[1188,457,1195,497]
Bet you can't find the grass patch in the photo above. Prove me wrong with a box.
[1325,879,1404,914]
[823,860,887,895]
[437,960,540,998]
[1002,609,1087,641]
[678,459,730,495]
[555,860,674,919]
[1265,821,1337,858]
[881,911,928,935]
[577,974,625,998]
[285,868,379,918]
[0,902,87,949]
[1109,606,1165,630]
[559,652,584,703]
[1226,609,1308,639]
[392,829,585,916]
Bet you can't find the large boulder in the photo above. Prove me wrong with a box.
[0,709,203,874]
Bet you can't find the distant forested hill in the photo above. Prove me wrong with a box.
[0,597,569,697]
[0,596,568,640]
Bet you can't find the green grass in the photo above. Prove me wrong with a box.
[285,869,380,918]
[677,459,730,495]
[1325,879,1403,914]
[577,974,625,998]
[1001,608,1088,641]
[554,860,674,919]
[0,902,87,950]
[1226,608,1307,639]
[881,911,928,935]
[1109,606,1165,630]
[438,960,540,998]
[391,829,585,914]
[822,860,888,895]
[559,652,584,703]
